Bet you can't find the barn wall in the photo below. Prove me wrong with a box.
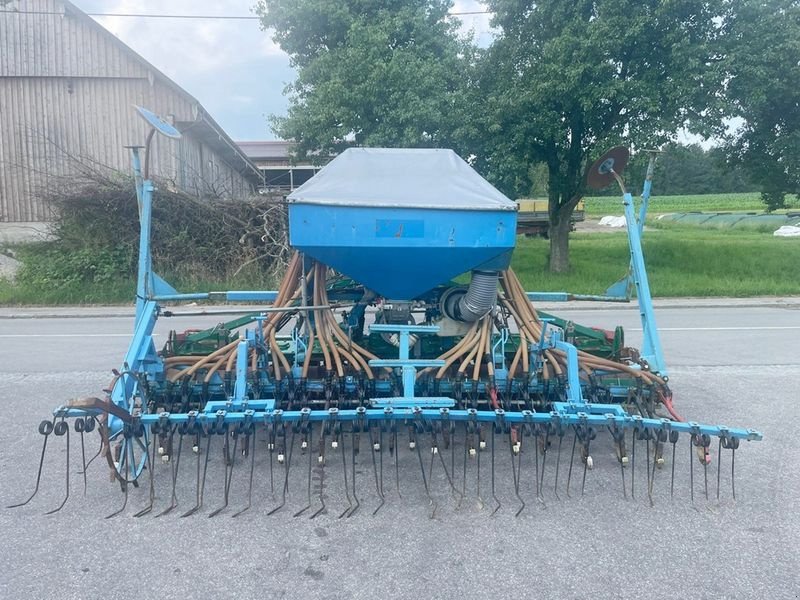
[0,0,256,222]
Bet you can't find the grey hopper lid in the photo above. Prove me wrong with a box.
[286,148,517,211]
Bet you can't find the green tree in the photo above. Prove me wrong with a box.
[476,0,727,272]
[255,0,474,159]
[723,0,800,211]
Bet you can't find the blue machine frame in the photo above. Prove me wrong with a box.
[53,145,761,451]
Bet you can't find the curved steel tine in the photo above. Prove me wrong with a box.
[414,425,435,518]
[631,429,637,500]
[689,435,695,505]
[648,434,659,506]
[449,423,456,499]
[294,426,314,517]
[8,418,55,509]
[670,435,677,499]
[510,429,525,517]
[338,427,353,519]
[533,426,541,503]
[490,426,501,515]
[476,424,484,510]
[580,438,589,498]
[133,428,157,517]
[437,429,460,503]
[78,421,88,495]
[378,427,385,503]
[703,440,709,501]
[553,431,564,500]
[45,420,70,515]
[268,425,295,516]
[457,425,468,511]
[716,437,722,501]
[539,429,550,501]
[210,428,239,517]
[565,428,577,499]
[106,436,134,519]
[393,426,401,499]
[645,436,653,507]
[310,426,327,519]
[156,427,182,517]
[369,426,385,516]
[233,428,257,518]
[618,435,628,500]
[347,426,360,518]
[181,428,212,517]
[80,435,103,474]
[730,442,737,501]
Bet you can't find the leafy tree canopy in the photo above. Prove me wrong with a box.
[255,0,475,159]
[723,0,800,211]
[476,0,727,270]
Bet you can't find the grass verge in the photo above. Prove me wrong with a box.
[583,192,800,217]
[2,224,799,304]
[512,227,800,297]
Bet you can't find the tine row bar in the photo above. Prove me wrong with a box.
[55,404,762,441]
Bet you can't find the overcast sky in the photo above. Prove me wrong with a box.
[78,0,493,142]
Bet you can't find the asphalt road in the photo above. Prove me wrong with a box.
[0,300,798,600]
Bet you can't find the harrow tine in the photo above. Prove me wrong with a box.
[457,425,468,510]
[553,430,563,501]
[631,429,637,500]
[368,426,385,516]
[476,425,484,510]
[669,430,678,499]
[730,438,739,500]
[337,426,352,519]
[539,428,550,502]
[490,426,500,515]
[645,434,654,507]
[689,435,695,505]
[81,436,103,474]
[533,425,541,504]
[565,429,577,499]
[393,426,401,499]
[156,427,183,517]
[702,435,710,501]
[181,426,212,517]
[614,432,627,500]
[348,426,360,518]
[209,428,239,518]
[510,429,525,517]
[76,418,88,495]
[268,424,295,516]
[268,423,275,497]
[414,426,435,518]
[233,427,257,518]
[44,419,70,515]
[310,425,327,519]
[293,425,314,518]
[8,418,55,509]
[437,431,459,502]
[580,427,594,498]
[716,437,722,501]
[133,428,158,517]
[106,434,136,519]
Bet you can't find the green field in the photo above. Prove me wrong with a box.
[512,227,800,297]
[583,192,800,217]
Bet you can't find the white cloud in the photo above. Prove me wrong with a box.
[87,0,288,77]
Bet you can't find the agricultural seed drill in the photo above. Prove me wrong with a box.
[10,108,761,518]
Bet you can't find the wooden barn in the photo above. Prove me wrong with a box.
[0,0,264,225]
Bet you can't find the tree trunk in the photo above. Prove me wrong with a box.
[548,212,572,273]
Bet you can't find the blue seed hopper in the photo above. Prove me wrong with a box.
[9,111,761,518]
